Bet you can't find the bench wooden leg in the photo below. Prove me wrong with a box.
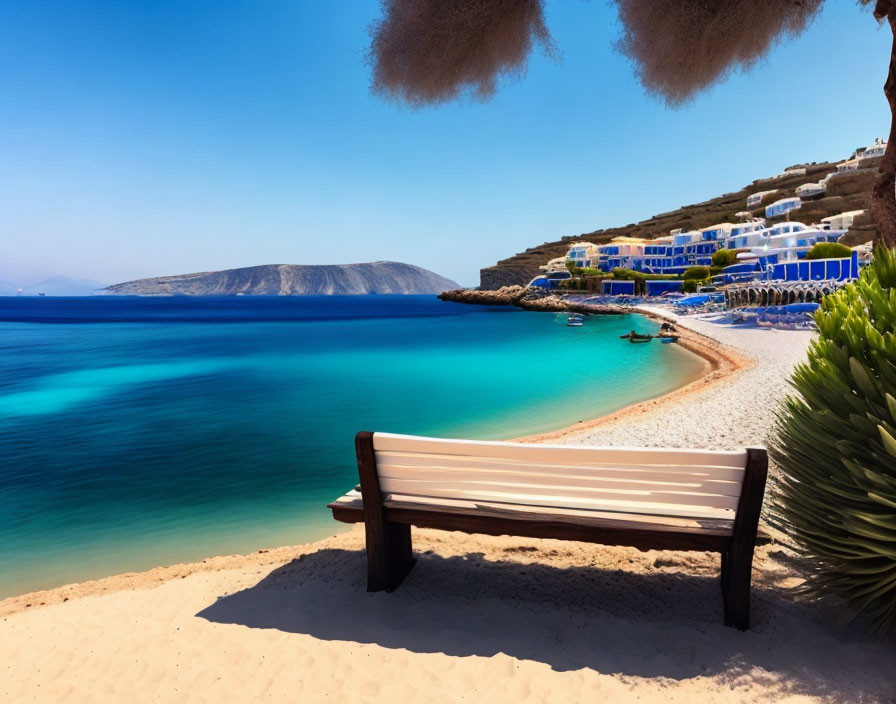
[721,545,752,630]
[721,448,767,630]
[366,521,416,592]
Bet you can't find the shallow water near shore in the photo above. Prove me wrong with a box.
[0,295,704,597]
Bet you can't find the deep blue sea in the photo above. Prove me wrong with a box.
[0,296,703,597]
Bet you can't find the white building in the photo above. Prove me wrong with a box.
[765,197,802,218]
[747,190,778,208]
[540,256,569,272]
[856,138,886,162]
[821,210,865,231]
[724,222,844,269]
[609,237,648,257]
[565,242,601,269]
[795,181,826,198]
[836,139,887,173]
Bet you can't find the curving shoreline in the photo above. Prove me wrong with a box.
[513,306,755,443]
[438,287,757,444]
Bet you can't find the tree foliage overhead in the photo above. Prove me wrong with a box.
[611,0,824,106]
[366,0,834,107]
[366,0,556,106]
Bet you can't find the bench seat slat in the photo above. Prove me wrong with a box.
[378,476,741,510]
[373,433,747,468]
[376,452,744,484]
[384,494,735,532]
[326,491,775,545]
[375,451,745,481]
[326,493,736,550]
[376,463,745,498]
[377,478,738,519]
[328,492,734,533]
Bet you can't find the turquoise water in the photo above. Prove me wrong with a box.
[0,296,703,597]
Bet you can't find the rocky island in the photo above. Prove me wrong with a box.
[105,262,459,296]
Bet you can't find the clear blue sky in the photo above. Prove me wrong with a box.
[0,0,890,287]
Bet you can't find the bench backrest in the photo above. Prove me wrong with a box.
[370,432,752,521]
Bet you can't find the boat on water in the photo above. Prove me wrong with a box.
[620,330,653,343]
[567,314,584,327]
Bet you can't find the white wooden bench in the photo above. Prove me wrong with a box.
[329,432,768,630]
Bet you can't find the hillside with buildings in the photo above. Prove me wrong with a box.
[479,142,882,290]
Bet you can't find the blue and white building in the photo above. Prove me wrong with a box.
[716,222,850,284]
[537,213,862,290]
[565,242,601,269]
[746,190,778,208]
[765,197,802,218]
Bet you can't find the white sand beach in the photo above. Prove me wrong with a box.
[2,316,895,703]
[535,307,817,450]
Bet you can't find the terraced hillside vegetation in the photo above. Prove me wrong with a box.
[479,159,879,289]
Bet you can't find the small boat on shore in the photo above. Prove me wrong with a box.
[659,335,679,343]
[620,330,653,343]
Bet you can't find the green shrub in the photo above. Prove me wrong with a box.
[805,242,852,260]
[770,246,896,633]
[681,279,700,293]
[683,266,710,280]
[712,249,740,267]
[611,268,679,281]
[611,268,642,280]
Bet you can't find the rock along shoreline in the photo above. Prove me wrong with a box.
[437,286,630,314]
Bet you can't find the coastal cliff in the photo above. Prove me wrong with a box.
[106,262,460,296]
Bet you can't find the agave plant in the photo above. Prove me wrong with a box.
[770,246,896,633]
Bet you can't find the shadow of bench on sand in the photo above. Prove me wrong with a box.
[197,547,889,701]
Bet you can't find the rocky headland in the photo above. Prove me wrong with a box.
[438,286,629,314]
